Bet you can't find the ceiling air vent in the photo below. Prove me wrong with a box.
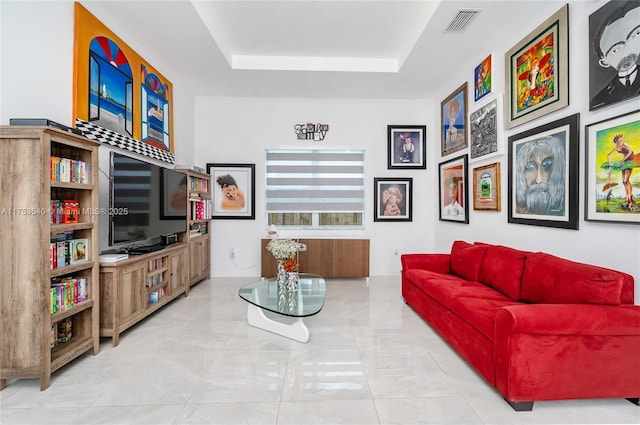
[445,9,481,33]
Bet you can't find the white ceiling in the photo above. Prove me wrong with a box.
[80,0,566,98]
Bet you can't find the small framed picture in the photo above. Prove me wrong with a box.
[373,177,412,222]
[585,109,640,223]
[474,54,492,102]
[469,96,502,161]
[472,162,501,211]
[387,125,426,169]
[438,155,469,223]
[206,163,255,219]
[504,4,569,129]
[441,83,468,157]
[508,113,579,229]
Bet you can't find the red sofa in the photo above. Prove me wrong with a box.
[401,240,640,411]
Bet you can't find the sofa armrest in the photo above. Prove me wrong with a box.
[494,304,640,402]
[401,253,451,274]
[495,304,640,336]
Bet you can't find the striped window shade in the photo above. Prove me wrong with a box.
[265,149,365,213]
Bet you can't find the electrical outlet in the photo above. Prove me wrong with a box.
[229,247,236,259]
[393,249,399,256]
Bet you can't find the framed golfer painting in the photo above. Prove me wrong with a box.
[473,162,501,211]
[508,113,579,229]
[504,4,569,129]
[585,109,640,223]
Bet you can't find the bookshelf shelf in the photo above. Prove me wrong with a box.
[0,126,100,391]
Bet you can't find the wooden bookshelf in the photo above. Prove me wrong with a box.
[0,126,100,390]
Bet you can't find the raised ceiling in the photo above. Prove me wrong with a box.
[80,0,566,98]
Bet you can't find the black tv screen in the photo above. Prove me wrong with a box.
[109,152,187,246]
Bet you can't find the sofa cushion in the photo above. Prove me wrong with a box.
[478,245,529,301]
[521,252,624,305]
[448,296,520,341]
[450,240,487,282]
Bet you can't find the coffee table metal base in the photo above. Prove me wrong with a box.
[246,303,310,343]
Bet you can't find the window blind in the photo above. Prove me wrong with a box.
[265,149,365,212]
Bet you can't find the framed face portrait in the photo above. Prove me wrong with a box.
[585,109,640,223]
[589,1,640,111]
[469,96,503,162]
[474,54,492,102]
[438,154,469,223]
[440,83,468,157]
[473,162,501,211]
[504,4,569,129]
[373,177,412,222]
[387,125,426,169]
[508,113,579,229]
[206,163,255,219]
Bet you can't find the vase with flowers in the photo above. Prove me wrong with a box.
[266,238,307,291]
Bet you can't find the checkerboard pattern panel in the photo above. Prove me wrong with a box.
[75,119,175,164]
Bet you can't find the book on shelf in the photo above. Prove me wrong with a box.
[50,156,89,184]
[57,318,72,343]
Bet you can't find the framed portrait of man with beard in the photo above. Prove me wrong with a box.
[589,0,640,110]
[508,113,580,229]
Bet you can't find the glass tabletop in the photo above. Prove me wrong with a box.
[238,273,326,318]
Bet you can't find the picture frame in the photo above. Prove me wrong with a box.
[206,163,255,219]
[373,177,412,222]
[387,125,427,169]
[469,95,502,161]
[160,168,187,219]
[585,109,640,223]
[508,113,579,229]
[504,4,569,129]
[588,1,640,111]
[440,83,468,157]
[438,154,469,223]
[474,54,492,102]
[473,162,501,211]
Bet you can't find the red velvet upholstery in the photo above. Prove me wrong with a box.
[401,241,640,408]
[450,240,487,281]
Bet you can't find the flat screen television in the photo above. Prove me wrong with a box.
[109,152,187,246]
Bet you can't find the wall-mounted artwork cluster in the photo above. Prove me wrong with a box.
[436,1,639,229]
[73,3,174,163]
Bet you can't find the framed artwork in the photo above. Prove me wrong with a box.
[588,1,640,111]
[508,113,579,229]
[585,110,640,223]
[387,125,427,169]
[504,4,569,129]
[441,83,469,156]
[438,155,469,223]
[160,169,187,219]
[469,96,502,161]
[474,54,492,102]
[206,163,255,219]
[373,177,412,222]
[473,162,501,211]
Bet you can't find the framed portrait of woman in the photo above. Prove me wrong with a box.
[206,163,255,219]
[373,177,412,222]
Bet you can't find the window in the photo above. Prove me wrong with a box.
[265,149,365,228]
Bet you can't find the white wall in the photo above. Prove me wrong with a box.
[193,97,435,277]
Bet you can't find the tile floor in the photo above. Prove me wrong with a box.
[1,276,638,425]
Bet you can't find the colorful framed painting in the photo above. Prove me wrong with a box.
[508,113,579,229]
[473,162,501,211]
[440,83,468,156]
[373,178,412,222]
[387,125,427,169]
[504,4,569,129]
[469,96,502,161]
[474,54,492,102]
[438,155,469,223]
[588,1,640,111]
[206,163,256,220]
[585,110,640,223]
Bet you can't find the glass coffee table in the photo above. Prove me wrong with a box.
[238,273,326,343]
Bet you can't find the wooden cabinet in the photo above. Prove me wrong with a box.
[261,239,370,278]
[0,126,100,390]
[99,244,188,346]
[176,168,211,287]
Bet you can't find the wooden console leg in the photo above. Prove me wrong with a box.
[626,398,639,406]
[0,378,7,390]
[504,398,534,411]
